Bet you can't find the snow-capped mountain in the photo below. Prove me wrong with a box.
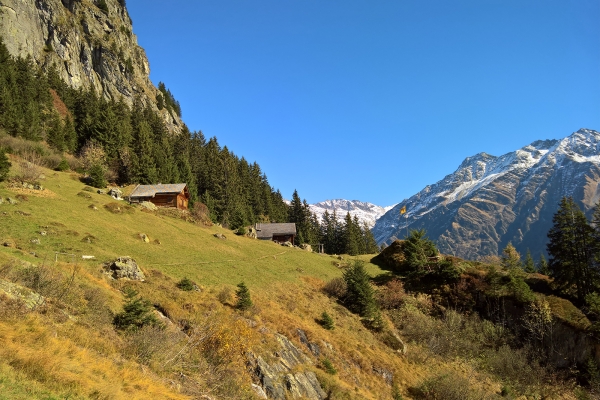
[372,128,600,260]
[309,199,395,228]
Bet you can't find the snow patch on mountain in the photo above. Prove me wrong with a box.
[309,199,395,228]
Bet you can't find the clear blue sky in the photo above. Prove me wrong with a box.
[127,0,600,206]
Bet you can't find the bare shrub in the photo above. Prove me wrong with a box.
[378,278,407,309]
[0,293,29,320]
[413,372,485,400]
[41,153,63,170]
[217,286,234,305]
[123,325,183,365]
[16,151,44,183]
[190,202,213,226]
[79,140,106,172]
[323,277,347,299]
[482,345,544,389]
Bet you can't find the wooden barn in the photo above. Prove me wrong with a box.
[255,223,297,243]
[129,184,190,210]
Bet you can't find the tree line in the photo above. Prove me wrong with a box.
[0,37,379,255]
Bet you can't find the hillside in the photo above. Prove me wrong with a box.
[0,156,594,399]
[372,128,600,260]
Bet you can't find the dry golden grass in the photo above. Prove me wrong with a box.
[0,158,588,399]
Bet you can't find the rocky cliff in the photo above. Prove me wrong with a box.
[372,128,600,260]
[0,0,181,131]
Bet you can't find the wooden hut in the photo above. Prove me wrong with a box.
[129,184,190,210]
[255,223,296,243]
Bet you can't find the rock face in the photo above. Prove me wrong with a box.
[0,0,181,132]
[104,256,145,280]
[372,129,600,260]
[250,333,326,400]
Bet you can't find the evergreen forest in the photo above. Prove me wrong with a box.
[0,37,377,255]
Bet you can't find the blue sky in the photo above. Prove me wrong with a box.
[127,0,600,206]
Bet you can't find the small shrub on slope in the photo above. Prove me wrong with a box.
[113,287,159,331]
[235,282,253,310]
[176,277,195,291]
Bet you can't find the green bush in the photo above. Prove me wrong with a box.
[321,358,337,375]
[176,277,195,291]
[97,0,109,14]
[320,311,335,330]
[54,158,70,171]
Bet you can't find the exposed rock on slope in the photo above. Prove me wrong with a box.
[0,0,181,131]
[372,129,600,260]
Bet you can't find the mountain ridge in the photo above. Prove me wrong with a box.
[372,128,600,259]
[309,199,395,228]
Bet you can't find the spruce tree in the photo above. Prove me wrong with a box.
[235,282,253,310]
[538,254,550,275]
[342,260,377,319]
[113,288,159,331]
[524,249,536,273]
[402,229,438,276]
[547,197,597,303]
[0,149,11,182]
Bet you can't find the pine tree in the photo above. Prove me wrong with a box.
[402,229,438,276]
[113,288,159,331]
[0,149,11,182]
[342,260,378,319]
[547,197,597,303]
[538,254,550,275]
[524,249,536,273]
[342,212,361,256]
[235,282,253,311]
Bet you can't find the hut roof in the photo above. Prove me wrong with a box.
[129,184,188,198]
[255,223,297,239]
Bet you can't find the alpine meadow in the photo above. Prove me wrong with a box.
[1,0,600,399]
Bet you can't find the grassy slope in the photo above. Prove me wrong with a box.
[0,163,529,399]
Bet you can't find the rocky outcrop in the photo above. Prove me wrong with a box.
[0,0,181,132]
[103,256,145,280]
[250,333,326,400]
[373,129,600,259]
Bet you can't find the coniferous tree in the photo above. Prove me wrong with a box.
[235,282,253,311]
[402,229,438,276]
[362,221,380,254]
[547,197,597,303]
[113,288,159,331]
[342,260,378,320]
[538,254,550,275]
[502,242,522,270]
[0,149,10,181]
[524,249,536,273]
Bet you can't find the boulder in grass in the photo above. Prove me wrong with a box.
[104,256,145,281]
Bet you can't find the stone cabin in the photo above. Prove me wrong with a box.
[129,184,190,210]
[255,223,296,243]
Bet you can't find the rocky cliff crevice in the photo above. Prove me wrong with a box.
[0,0,181,132]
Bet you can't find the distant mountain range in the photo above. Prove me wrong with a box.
[372,128,600,260]
[309,199,395,228]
